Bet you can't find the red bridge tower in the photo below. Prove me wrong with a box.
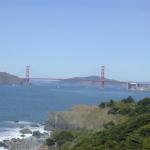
[100,66,105,88]
[25,66,30,84]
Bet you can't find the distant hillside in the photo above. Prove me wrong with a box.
[60,76,124,85]
[0,72,23,85]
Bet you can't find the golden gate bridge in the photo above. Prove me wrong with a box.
[24,65,107,87]
[23,65,150,90]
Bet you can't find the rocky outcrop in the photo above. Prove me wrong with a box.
[0,138,23,149]
[9,137,42,150]
[47,105,120,130]
[0,127,50,150]
[20,128,32,134]
[7,132,49,150]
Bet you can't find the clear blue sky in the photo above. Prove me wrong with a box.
[0,0,150,81]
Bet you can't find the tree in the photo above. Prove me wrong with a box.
[122,96,135,103]
[107,99,115,107]
[99,102,106,108]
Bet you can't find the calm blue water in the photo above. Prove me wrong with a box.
[0,84,150,122]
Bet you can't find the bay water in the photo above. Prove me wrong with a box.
[0,83,150,143]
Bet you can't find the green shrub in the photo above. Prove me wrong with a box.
[138,97,150,106]
[46,138,55,146]
[103,121,115,129]
[99,102,106,108]
[106,99,115,107]
[123,134,143,150]
[138,124,150,136]
[121,96,135,103]
[53,130,74,147]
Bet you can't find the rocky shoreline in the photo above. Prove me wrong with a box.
[0,122,51,150]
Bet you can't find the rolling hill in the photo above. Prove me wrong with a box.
[0,72,23,85]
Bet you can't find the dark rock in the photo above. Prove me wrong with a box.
[32,130,42,137]
[44,122,53,131]
[0,141,5,147]
[11,138,21,143]
[20,128,32,134]
[0,140,10,148]
[14,120,19,123]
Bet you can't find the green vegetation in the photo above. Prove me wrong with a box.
[46,97,150,150]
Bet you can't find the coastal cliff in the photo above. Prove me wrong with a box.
[46,105,125,130]
[45,97,150,150]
